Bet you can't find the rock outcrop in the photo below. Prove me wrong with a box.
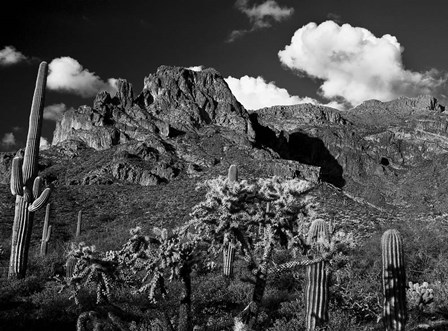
[42,66,318,187]
[52,66,255,150]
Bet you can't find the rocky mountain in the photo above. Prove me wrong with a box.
[0,65,446,226]
[0,66,318,189]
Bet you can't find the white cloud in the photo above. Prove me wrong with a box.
[186,65,204,72]
[225,75,321,110]
[44,103,67,121]
[1,132,16,147]
[278,20,447,107]
[229,0,294,42]
[0,46,27,66]
[47,57,117,97]
[40,137,50,150]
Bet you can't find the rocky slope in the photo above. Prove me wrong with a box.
[252,95,448,213]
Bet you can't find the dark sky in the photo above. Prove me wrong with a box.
[1,0,448,151]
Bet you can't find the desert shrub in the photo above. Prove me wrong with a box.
[0,275,44,302]
[28,249,66,279]
[267,299,306,331]
[29,281,76,322]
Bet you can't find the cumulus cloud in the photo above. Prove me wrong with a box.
[278,20,447,107]
[47,57,117,97]
[0,46,28,66]
[40,137,51,150]
[1,132,16,147]
[44,103,67,121]
[225,75,324,110]
[229,0,294,42]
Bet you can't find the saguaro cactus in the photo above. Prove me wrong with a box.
[305,219,329,331]
[76,210,82,237]
[9,62,51,278]
[382,229,407,331]
[223,164,238,277]
[40,203,52,256]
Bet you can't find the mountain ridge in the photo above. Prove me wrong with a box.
[0,66,447,216]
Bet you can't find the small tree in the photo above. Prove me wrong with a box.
[189,174,317,329]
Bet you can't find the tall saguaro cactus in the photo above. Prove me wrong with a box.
[40,203,52,256]
[76,210,82,237]
[223,164,238,278]
[305,219,329,331]
[382,229,407,331]
[9,62,51,278]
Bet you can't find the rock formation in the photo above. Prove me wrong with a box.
[251,96,448,212]
[0,64,446,214]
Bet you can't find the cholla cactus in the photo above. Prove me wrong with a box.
[190,174,316,329]
[407,281,434,309]
[66,242,118,304]
[116,225,203,331]
[9,62,52,278]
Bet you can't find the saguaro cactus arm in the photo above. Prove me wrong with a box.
[28,187,51,212]
[32,176,42,199]
[10,156,24,196]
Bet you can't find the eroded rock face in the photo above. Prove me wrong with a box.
[46,66,265,188]
[142,66,255,139]
[252,96,448,213]
[52,66,254,150]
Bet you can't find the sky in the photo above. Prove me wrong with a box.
[1,0,448,152]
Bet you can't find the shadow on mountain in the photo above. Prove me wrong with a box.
[250,113,345,188]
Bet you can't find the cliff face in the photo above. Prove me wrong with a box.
[52,66,255,150]
[30,66,316,187]
[251,96,448,213]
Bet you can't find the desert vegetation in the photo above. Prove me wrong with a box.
[1,160,448,330]
[2,63,448,331]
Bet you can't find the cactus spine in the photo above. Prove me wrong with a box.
[40,203,52,256]
[9,62,51,278]
[305,219,329,331]
[76,210,82,237]
[223,164,238,277]
[382,229,407,331]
